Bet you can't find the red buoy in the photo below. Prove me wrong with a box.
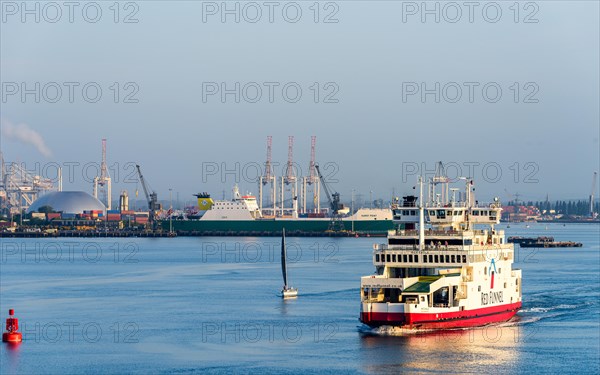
[2,309,22,343]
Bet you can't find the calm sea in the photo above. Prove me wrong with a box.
[1,223,599,374]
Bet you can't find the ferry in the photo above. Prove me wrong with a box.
[161,185,394,235]
[360,173,522,329]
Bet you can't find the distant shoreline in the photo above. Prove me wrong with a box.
[502,220,600,224]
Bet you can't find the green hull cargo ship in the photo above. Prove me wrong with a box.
[160,187,394,236]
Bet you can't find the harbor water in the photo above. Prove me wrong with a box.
[1,223,598,374]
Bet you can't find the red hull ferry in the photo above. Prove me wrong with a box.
[360,165,522,330]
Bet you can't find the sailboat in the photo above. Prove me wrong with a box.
[281,228,298,299]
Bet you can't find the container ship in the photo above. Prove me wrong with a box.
[160,186,394,235]
[360,174,522,329]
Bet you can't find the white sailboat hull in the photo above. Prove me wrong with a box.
[282,288,298,299]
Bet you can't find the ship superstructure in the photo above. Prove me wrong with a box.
[360,172,522,329]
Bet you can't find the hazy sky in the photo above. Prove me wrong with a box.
[1,1,598,205]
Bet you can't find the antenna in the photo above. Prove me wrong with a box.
[93,139,112,210]
[100,139,108,180]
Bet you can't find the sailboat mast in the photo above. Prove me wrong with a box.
[281,228,288,287]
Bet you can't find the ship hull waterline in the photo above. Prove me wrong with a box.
[360,302,521,330]
[161,219,395,234]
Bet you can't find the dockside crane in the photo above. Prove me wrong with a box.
[315,163,345,231]
[136,164,159,230]
[590,171,598,218]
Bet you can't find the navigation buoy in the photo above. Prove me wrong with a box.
[2,309,23,343]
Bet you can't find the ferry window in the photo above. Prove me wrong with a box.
[504,282,507,288]
[484,267,487,275]
[478,286,481,292]
[437,210,446,219]
[473,210,479,216]
[462,255,467,263]
[375,254,380,262]
[392,254,397,262]
[451,255,456,263]
[500,238,503,244]
[445,255,450,263]
[386,254,391,262]
[498,268,501,274]
[435,255,439,263]
[423,255,428,263]
[414,255,419,262]
[403,254,408,262]
[411,210,416,215]
[409,254,413,262]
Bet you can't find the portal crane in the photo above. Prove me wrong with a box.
[315,163,344,231]
[136,164,158,230]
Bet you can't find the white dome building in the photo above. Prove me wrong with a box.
[28,191,105,214]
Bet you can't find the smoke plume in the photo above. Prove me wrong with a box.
[1,119,53,157]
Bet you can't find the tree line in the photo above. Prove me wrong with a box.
[506,200,599,216]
